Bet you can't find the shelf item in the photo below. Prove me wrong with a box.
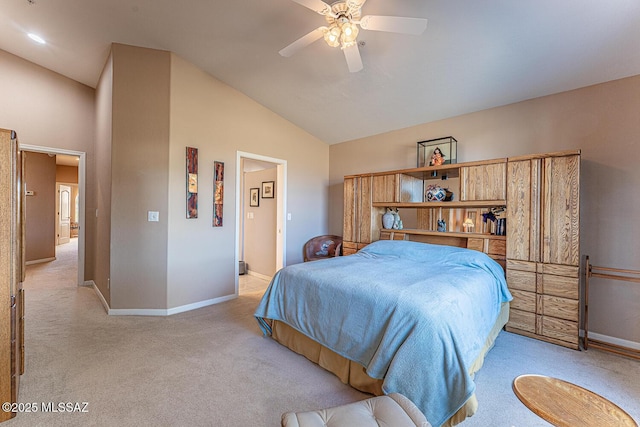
[417,136,457,168]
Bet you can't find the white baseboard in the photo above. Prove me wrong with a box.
[88,281,110,314]
[26,257,56,266]
[108,294,237,316]
[247,270,273,282]
[588,332,640,351]
[88,280,237,316]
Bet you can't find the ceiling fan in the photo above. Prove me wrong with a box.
[279,0,428,72]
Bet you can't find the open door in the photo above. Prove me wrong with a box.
[57,184,71,245]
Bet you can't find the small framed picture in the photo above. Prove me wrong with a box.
[249,188,260,207]
[262,181,275,199]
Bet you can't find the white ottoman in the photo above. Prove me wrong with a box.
[281,393,431,427]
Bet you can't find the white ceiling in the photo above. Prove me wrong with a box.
[2,0,640,145]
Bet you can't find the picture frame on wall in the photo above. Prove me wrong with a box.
[186,146,198,219]
[250,188,260,207]
[262,181,275,199]
[213,161,224,227]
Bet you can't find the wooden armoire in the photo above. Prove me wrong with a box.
[0,128,25,421]
[505,152,581,349]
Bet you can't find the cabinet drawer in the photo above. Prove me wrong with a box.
[510,289,536,312]
[540,316,579,345]
[342,241,357,255]
[507,259,537,272]
[488,239,506,256]
[537,263,579,278]
[540,274,579,299]
[506,269,536,292]
[379,231,392,240]
[541,295,578,322]
[508,309,536,333]
[467,238,484,252]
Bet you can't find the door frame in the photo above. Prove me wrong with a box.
[235,151,287,293]
[20,144,86,287]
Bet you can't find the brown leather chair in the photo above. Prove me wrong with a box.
[303,235,343,262]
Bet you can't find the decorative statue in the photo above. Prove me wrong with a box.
[391,208,403,229]
[430,147,445,166]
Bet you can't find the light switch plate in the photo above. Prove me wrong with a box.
[148,211,159,222]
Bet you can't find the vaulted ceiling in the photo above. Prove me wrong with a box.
[2,0,640,144]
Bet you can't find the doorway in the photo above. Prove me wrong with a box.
[20,144,86,287]
[56,183,72,245]
[236,151,287,294]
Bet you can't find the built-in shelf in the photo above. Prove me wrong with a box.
[389,228,506,240]
[373,200,506,209]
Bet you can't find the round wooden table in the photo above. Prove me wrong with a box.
[512,374,637,427]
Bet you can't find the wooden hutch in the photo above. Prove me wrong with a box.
[343,150,581,349]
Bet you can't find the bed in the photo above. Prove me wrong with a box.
[254,240,512,427]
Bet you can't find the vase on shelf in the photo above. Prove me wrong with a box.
[382,209,395,229]
[426,185,453,202]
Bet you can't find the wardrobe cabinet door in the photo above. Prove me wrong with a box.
[542,155,580,266]
[460,162,506,201]
[506,159,541,262]
[372,174,396,203]
[343,177,357,244]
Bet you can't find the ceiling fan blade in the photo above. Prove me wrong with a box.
[346,0,367,13]
[279,27,326,57]
[359,15,428,35]
[343,43,363,73]
[291,0,333,15]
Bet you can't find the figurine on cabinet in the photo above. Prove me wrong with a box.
[431,147,445,166]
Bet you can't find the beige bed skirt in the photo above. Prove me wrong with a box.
[271,302,510,427]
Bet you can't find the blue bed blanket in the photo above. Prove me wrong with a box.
[254,240,512,427]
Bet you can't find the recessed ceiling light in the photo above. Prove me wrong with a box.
[27,33,46,45]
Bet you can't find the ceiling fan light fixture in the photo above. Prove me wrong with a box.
[324,24,341,47]
[340,21,359,43]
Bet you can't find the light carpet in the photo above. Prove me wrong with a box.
[5,241,639,426]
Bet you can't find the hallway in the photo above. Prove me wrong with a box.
[25,238,78,290]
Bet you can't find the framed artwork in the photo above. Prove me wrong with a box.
[262,181,275,199]
[186,147,198,218]
[213,161,224,227]
[250,188,260,207]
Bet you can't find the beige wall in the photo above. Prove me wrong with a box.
[56,165,78,184]
[24,152,56,262]
[0,49,96,280]
[243,168,278,277]
[109,44,171,310]
[167,52,329,309]
[329,74,640,346]
[94,53,113,304]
